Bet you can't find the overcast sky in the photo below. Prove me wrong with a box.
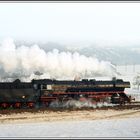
[0,2,140,46]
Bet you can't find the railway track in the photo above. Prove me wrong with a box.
[0,105,140,124]
[0,101,140,115]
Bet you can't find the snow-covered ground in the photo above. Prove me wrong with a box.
[116,65,140,101]
[0,117,140,138]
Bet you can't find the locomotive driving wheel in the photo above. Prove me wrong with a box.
[1,103,9,109]
[13,102,22,108]
[27,102,35,108]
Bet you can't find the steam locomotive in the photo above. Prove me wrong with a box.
[0,78,131,109]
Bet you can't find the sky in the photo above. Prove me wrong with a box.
[0,2,140,46]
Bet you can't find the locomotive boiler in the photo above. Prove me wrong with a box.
[0,78,131,109]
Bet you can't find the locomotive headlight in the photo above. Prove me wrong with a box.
[22,96,25,99]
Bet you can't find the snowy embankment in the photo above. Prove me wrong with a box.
[0,108,140,138]
[116,65,140,101]
[0,117,139,138]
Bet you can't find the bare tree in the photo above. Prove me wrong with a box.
[133,75,140,90]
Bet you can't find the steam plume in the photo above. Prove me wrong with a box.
[0,38,117,82]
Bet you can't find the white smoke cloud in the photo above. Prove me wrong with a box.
[49,99,116,109]
[0,38,117,82]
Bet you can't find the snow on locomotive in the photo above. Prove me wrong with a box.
[0,78,131,109]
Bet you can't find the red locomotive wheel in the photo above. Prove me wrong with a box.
[27,102,35,108]
[14,102,21,108]
[1,103,9,108]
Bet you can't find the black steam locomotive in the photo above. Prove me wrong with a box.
[0,78,131,109]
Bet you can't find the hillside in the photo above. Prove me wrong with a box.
[16,41,140,65]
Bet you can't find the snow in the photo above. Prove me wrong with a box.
[0,117,140,138]
[116,65,140,101]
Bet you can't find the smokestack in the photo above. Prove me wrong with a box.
[74,74,81,81]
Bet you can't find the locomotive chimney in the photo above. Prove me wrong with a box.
[74,75,81,81]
